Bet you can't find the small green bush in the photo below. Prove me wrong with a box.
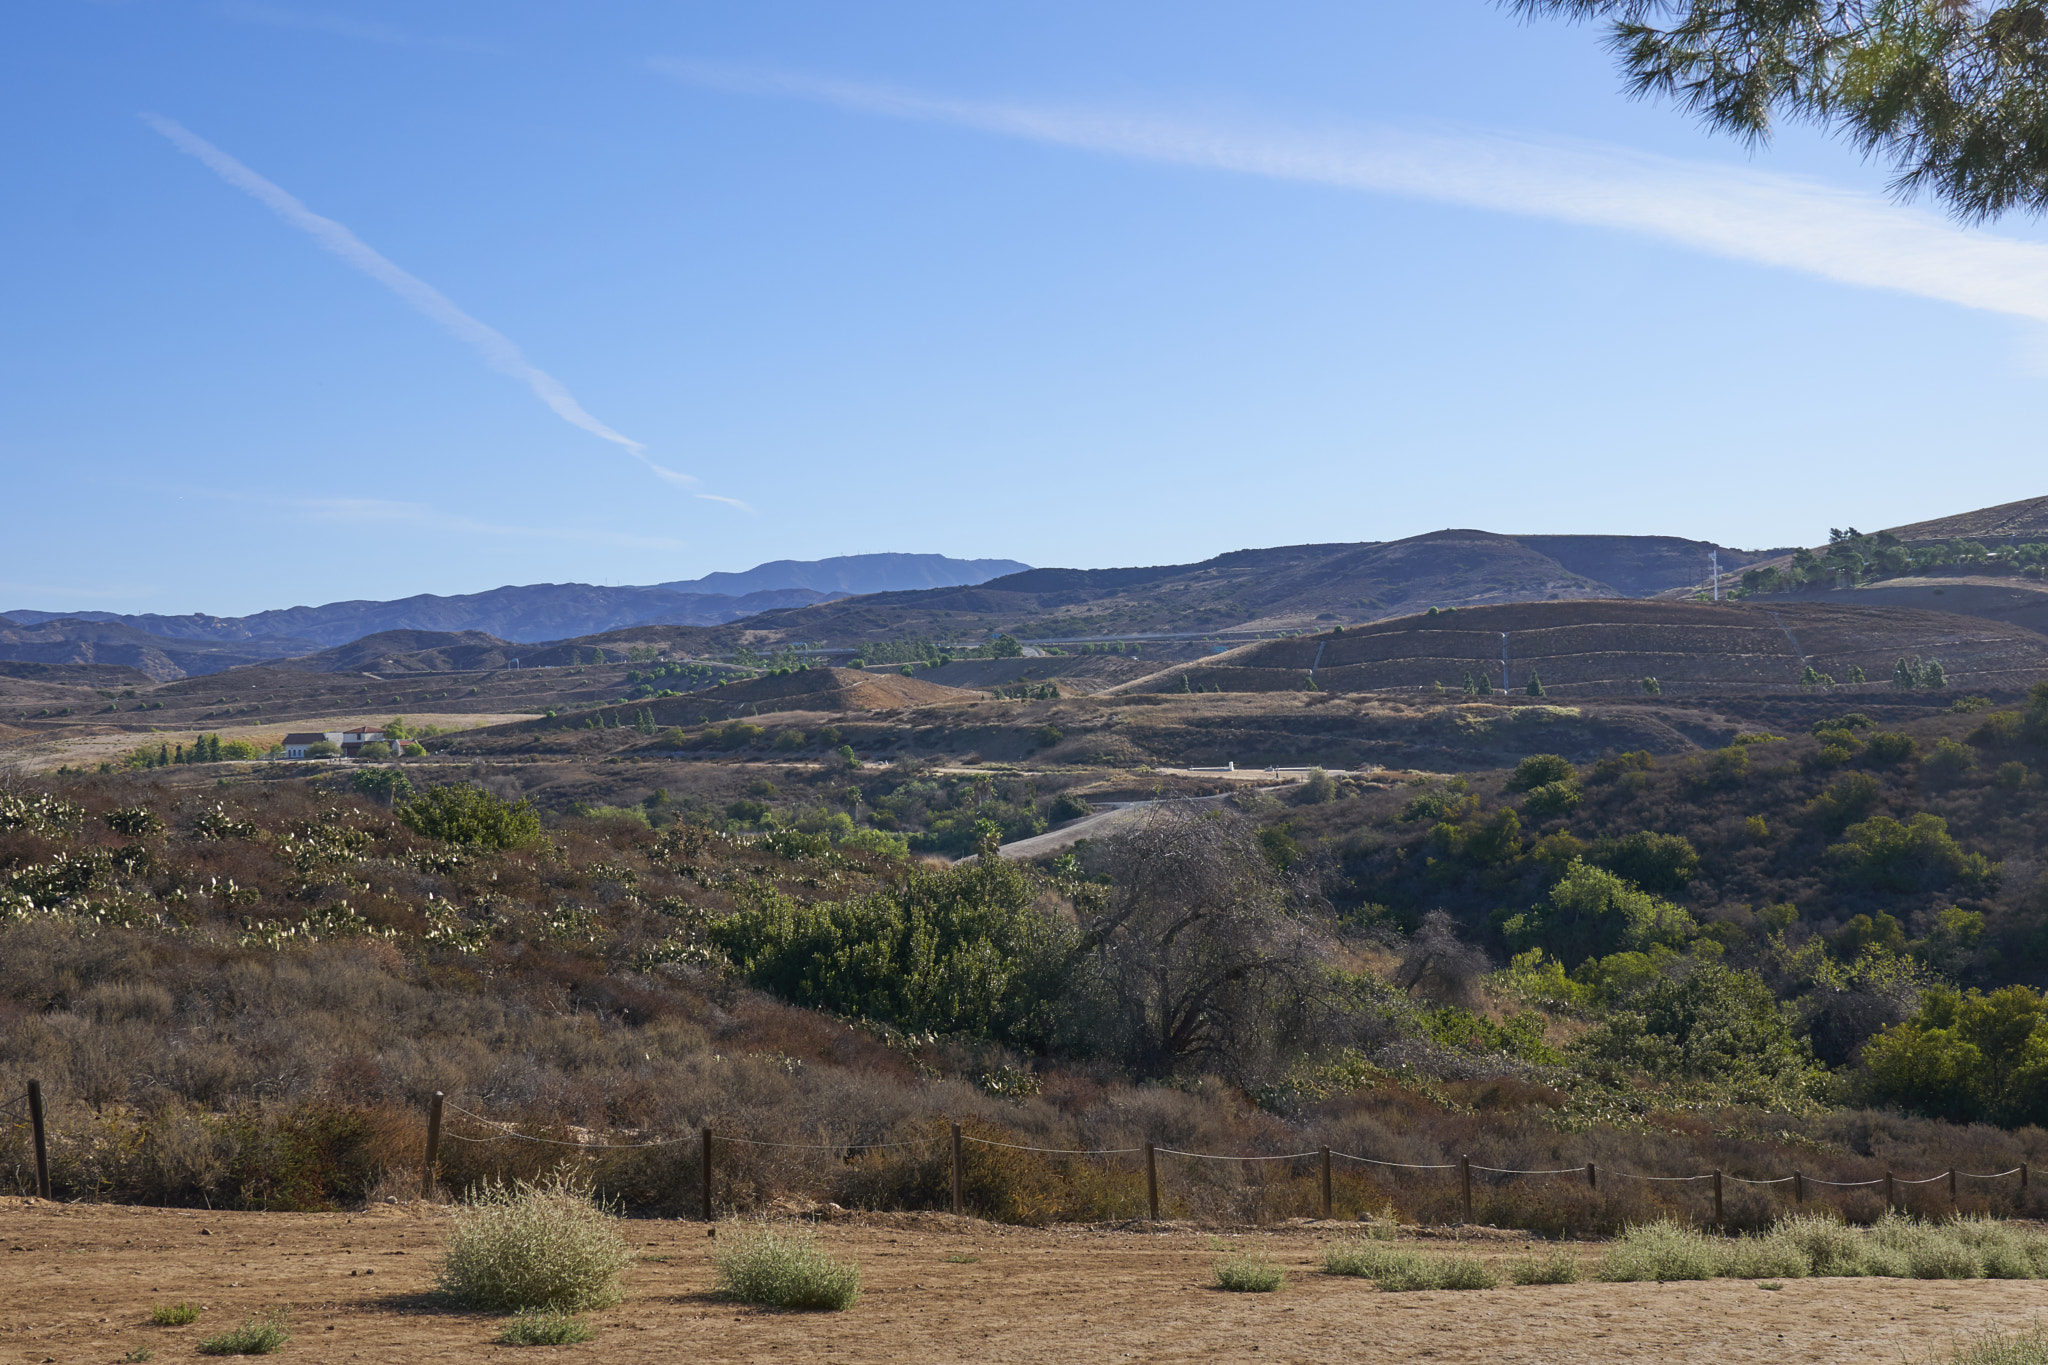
[1774,1213,1870,1277]
[196,1313,290,1356]
[435,1169,633,1312]
[1722,1228,1811,1280]
[398,784,544,849]
[1505,753,1575,792]
[1598,1222,1722,1282]
[1508,1251,1582,1285]
[712,1226,862,1311]
[1213,1252,1286,1292]
[1322,1242,1497,1291]
[495,1312,597,1346]
[150,1302,201,1327]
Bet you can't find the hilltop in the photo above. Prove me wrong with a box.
[729,530,1784,647]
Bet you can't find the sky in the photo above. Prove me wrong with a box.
[6,2,2047,617]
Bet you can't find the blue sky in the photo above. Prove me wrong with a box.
[6,2,2046,616]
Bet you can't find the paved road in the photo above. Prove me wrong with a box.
[993,791,1236,861]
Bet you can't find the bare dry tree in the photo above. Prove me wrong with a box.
[1075,804,1340,1079]
[1395,910,1492,1010]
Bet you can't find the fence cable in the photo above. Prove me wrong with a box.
[963,1136,1143,1156]
[442,1103,693,1151]
[721,1135,936,1153]
[412,1100,2041,1188]
[1331,1152,1458,1171]
[0,1092,27,1115]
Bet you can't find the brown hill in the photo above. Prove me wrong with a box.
[729,530,1779,647]
[1887,495,2048,545]
[673,666,970,717]
[1118,599,2048,696]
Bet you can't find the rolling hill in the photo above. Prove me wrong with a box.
[1120,599,2048,697]
[728,530,1787,647]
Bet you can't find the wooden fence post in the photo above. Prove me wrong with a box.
[26,1080,49,1201]
[1145,1143,1159,1221]
[420,1093,443,1201]
[1949,1168,1958,1204]
[1712,1170,1724,1228]
[2024,1162,2031,1197]
[1794,1171,1805,1205]
[1320,1146,1332,1220]
[1460,1155,1473,1225]
[951,1123,963,1217]
[1586,1162,1597,1190]
[1885,1171,1896,1210]
[701,1127,714,1223]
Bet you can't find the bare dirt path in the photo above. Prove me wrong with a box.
[6,1200,2047,1365]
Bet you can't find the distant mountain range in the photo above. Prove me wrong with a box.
[730,530,1791,646]
[2,553,1031,649]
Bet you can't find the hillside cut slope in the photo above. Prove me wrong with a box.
[1124,599,2048,696]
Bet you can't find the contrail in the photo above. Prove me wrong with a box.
[652,61,2048,328]
[142,113,711,494]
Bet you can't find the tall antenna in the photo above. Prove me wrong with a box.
[1710,550,1721,602]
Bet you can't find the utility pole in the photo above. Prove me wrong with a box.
[1710,549,1720,601]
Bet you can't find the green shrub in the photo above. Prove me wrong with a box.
[434,1169,632,1312]
[712,1226,861,1310]
[495,1312,597,1346]
[399,784,543,850]
[1598,1222,1722,1282]
[1722,1228,1811,1279]
[1213,1251,1286,1292]
[1505,753,1575,792]
[1773,1213,1870,1276]
[1508,1251,1581,1285]
[196,1314,290,1356]
[1322,1242,1496,1290]
[150,1302,201,1327]
[1522,779,1582,818]
[1588,830,1700,894]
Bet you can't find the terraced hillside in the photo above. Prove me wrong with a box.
[1120,600,2048,696]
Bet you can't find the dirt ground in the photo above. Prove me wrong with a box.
[0,712,542,773]
[8,1200,2048,1365]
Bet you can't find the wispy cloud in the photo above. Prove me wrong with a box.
[653,59,2048,327]
[217,3,494,55]
[143,114,747,504]
[692,492,756,513]
[266,495,689,550]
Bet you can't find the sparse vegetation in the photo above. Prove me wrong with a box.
[150,1302,201,1327]
[195,1313,290,1356]
[434,1170,632,1312]
[495,1312,597,1346]
[1212,1250,1286,1292]
[711,1226,862,1310]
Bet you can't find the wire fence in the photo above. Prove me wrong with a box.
[7,1077,2037,1224]
[421,1093,2036,1225]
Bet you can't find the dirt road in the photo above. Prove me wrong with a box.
[5,1199,2044,1365]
